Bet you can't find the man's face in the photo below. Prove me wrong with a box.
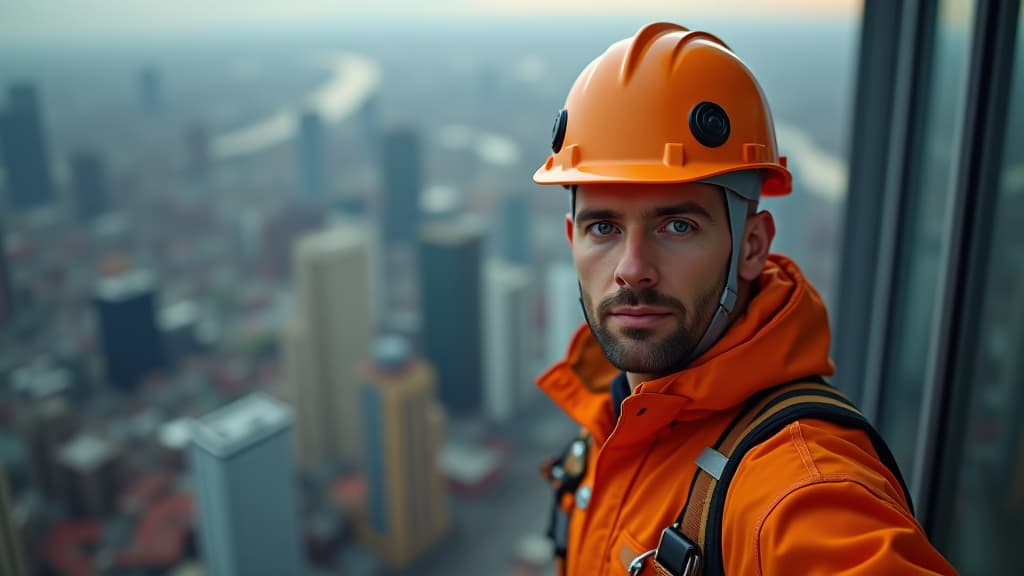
[567,182,731,377]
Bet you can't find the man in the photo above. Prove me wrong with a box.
[533,22,957,575]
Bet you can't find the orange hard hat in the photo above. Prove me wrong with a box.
[533,22,790,197]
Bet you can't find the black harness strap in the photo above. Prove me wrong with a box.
[650,378,912,576]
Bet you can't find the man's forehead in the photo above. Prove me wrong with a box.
[575,182,724,213]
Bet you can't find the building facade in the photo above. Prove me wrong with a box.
[359,337,449,567]
[189,393,304,576]
[284,225,373,468]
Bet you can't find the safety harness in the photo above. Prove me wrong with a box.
[542,377,913,576]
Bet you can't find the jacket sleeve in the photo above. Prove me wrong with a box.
[755,475,958,575]
[721,420,958,576]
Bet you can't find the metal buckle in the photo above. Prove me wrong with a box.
[627,549,656,576]
[628,546,700,576]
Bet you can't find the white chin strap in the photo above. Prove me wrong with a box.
[686,171,763,364]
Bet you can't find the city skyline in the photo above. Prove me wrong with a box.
[0,11,862,574]
[0,1,860,45]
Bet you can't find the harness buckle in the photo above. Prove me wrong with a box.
[627,549,657,575]
[653,524,702,576]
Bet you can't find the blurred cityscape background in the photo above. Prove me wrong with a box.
[0,1,1020,575]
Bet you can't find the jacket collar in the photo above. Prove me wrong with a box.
[536,254,835,446]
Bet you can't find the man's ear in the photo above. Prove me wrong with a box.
[565,212,574,247]
[738,210,775,282]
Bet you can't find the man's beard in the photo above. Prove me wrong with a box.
[583,281,721,376]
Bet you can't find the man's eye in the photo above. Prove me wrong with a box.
[588,221,616,236]
[667,220,693,234]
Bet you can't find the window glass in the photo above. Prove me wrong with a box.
[935,6,1024,573]
[878,0,975,481]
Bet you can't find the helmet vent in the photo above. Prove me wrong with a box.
[743,143,767,163]
[662,143,686,167]
[689,101,730,147]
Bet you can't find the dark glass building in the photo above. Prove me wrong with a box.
[93,270,164,392]
[70,152,110,221]
[419,219,484,415]
[296,110,326,201]
[0,83,55,210]
[379,128,422,247]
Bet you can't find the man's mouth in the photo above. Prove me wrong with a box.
[608,306,672,329]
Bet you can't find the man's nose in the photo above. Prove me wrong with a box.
[614,233,658,288]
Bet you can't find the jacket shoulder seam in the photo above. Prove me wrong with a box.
[788,421,821,478]
[750,474,916,576]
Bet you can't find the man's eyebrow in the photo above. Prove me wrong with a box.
[575,208,621,223]
[575,202,715,224]
[645,202,714,221]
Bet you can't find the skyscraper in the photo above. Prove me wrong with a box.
[94,269,164,392]
[499,191,530,265]
[484,260,532,422]
[55,434,122,518]
[379,129,421,247]
[296,110,326,201]
[283,225,373,468]
[546,261,584,366]
[360,336,449,567]
[419,218,484,415]
[0,83,55,210]
[0,464,26,576]
[70,151,110,221]
[13,370,75,500]
[189,393,304,576]
[378,128,422,331]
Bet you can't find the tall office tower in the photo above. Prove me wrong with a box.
[0,83,55,210]
[378,128,422,331]
[93,269,164,392]
[545,261,584,367]
[190,393,304,576]
[0,219,12,325]
[360,336,449,568]
[13,369,75,499]
[296,110,326,201]
[70,151,110,221]
[499,191,530,265]
[420,218,484,416]
[379,129,421,248]
[0,464,26,576]
[484,260,532,422]
[55,434,122,518]
[138,66,161,114]
[283,225,373,468]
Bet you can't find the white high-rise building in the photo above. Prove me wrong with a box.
[545,261,584,367]
[190,393,304,576]
[484,260,533,422]
[283,225,373,468]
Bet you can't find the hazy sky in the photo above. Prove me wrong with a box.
[0,0,860,43]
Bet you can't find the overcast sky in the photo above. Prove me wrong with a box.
[0,0,860,43]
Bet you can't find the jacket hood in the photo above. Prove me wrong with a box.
[537,254,835,442]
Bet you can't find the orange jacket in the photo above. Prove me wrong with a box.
[537,254,957,575]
